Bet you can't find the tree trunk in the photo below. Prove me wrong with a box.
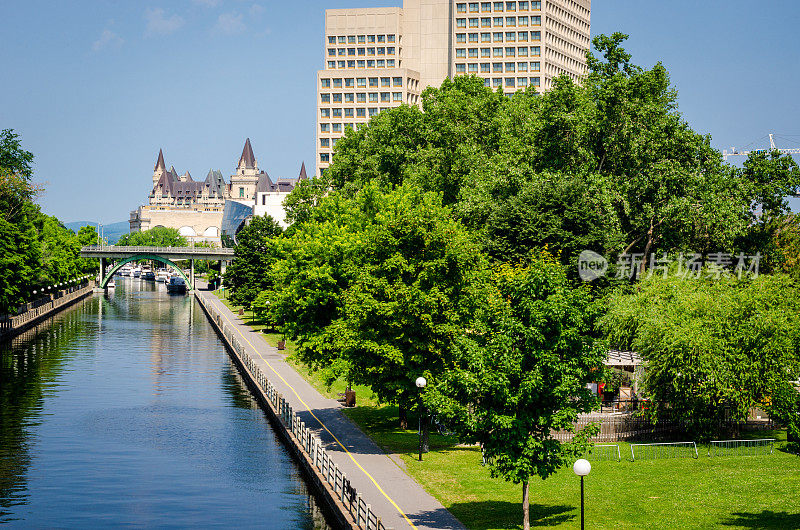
[399,402,408,430]
[639,217,656,277]
[522,481,530,530]
[421,413,430,453]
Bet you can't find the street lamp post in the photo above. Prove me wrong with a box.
[415,376,427,461]
[573,459,591,530]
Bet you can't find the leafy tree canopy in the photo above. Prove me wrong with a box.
[225,214,283,309]
[0,129,34,179]
[116,226,187,247]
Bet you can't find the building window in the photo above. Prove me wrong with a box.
[393,76,403,86]
[468,63,478,73]
[369,77,378,87]
[367,47,375,56]
[493,77,502,87]
[333,78,342,88]
[357,108,366,117]
[387,47,395,55]
[531,77,540,86]
[380,92,390,102]
[457,3,467,12]
[387,59,395,67]
[368,35,376,43]
[493,17,503,27]
[481,47,491,57]
[468,48,478,58]
[369,92,378,102]
[345,78,354,88]
[320,138,330,147]
[493,1,504,10]
[333,123,342,132]
[348,48,356,56]
[333,93,342,102]
[345,108,354,117]
[358,35,366,43]
[506,31,515,41]
[481,32,491,42]
[493,62,503,72]
[457,33,467,43]
[481,17,491,27]
[530,31,540,40]
[469,32,479,42]
[530,61,540,71]
[518,61,528,71]
[531,16,541,25]
[320,108,330,117]
[381,77,391,87]
[393,92,402,101]
[377,59,385,67]
[506,1,516,10]
[518,46,528,56]
[506,47,515,57]
[531,46,540,56]
[505,77,515,87]
[456,63,466,73]
[519,76,528,86]
[338,36,346,44]
[469,2,479,12]
[494,32,503,41]
[357,77,366,87]
[469,18,479,27]
[332,108,342,117]
[347,61,356,68]
[506,17,515,26]
[369,108,378,116]
[480,62,490,73]
[345,93,354,103]
[357,93,366,102]
[320,93,330,103]
[367,60,375,67]
[387,34,396,42]
[327,61,336,68]
[493,47,503,57]
[328,36,336,44]
[530,1,540,9]
[518,16,528,26]
[518,31,528,41]
[321,78,330,88]
[377,35,385,42]
[505,62,515,71]
[320,153,330,163]
[357,60,366,68]
[456,48,467,58]
[481,2,491,11]
[377,47,385,55]
[328,48,336,57]
[484,78,491,87]
[338,48,346,56]
[519,1,528,8]
[348,35,356,44]
[320,123,330,132]
[337,60,345,68]
[239,187,245,197]
[457,18,467,28]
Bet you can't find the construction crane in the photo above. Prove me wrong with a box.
[723,133,800,160]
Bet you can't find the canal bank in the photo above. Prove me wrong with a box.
[0,280,94,342]
[194,289,466,530]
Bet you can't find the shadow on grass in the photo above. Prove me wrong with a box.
[441,501,574,530]
[720,510,800,529]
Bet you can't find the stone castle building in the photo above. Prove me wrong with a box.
[129,139,306,244]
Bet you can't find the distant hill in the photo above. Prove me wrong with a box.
[64,221,129,244]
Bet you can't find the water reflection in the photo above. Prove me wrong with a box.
[0,277,332,528]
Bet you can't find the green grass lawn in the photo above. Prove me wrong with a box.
[214,296,800,529]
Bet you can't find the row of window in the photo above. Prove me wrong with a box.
[456,16,541,28]
[456,1,541,13]
[321,77,404,88]
[457,31,539,43]
[326,59,397,69]
[327,47,396,57]
[454,61,540,73]
[456,46,540,58]
[320,92,404,106]
[483,76,540,89]
[327,34,396,44]
[320,120,382,134]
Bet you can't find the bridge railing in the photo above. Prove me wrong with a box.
[81,245,234,256]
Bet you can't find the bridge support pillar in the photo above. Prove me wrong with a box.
[100,257,107,287]
[220,260,227,288]
[190,259,195,291]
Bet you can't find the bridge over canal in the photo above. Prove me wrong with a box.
[80,246,235,290]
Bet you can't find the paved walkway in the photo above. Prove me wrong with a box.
[197,290,465,530]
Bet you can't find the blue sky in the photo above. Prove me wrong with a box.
[1,0,798,224]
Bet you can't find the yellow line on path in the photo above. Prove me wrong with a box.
[206,295,417,529]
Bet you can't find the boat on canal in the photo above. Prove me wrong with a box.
[166,276,187,294]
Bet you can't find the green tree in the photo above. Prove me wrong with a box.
[283,175,330,227]
[225,215,283,308]
[600,272,800,439]
[0,129,34,179]
[116,226,187,247]
[425,255,603,530]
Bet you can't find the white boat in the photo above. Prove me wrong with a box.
[106,279,116,289]
[119,265,132,277]
[166,277,187,294]
[156,269,170,283]
[133,266,142,278]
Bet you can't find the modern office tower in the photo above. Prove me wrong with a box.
[316,0,591,176]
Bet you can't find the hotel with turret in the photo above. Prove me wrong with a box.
[129,139,307,245]
[316,0,591,176]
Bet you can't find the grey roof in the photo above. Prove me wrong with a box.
[155,149,166,171]
[153,168,228,199]
[255,171,275,193]
[606,350,642,367]
[238,138,256,169]
[298,162,308,180]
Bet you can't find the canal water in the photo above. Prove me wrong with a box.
[0,278,331,527]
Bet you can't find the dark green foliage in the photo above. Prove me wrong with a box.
[116,226,187,247]
[0,129,34,179]
[225,215,283,309]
